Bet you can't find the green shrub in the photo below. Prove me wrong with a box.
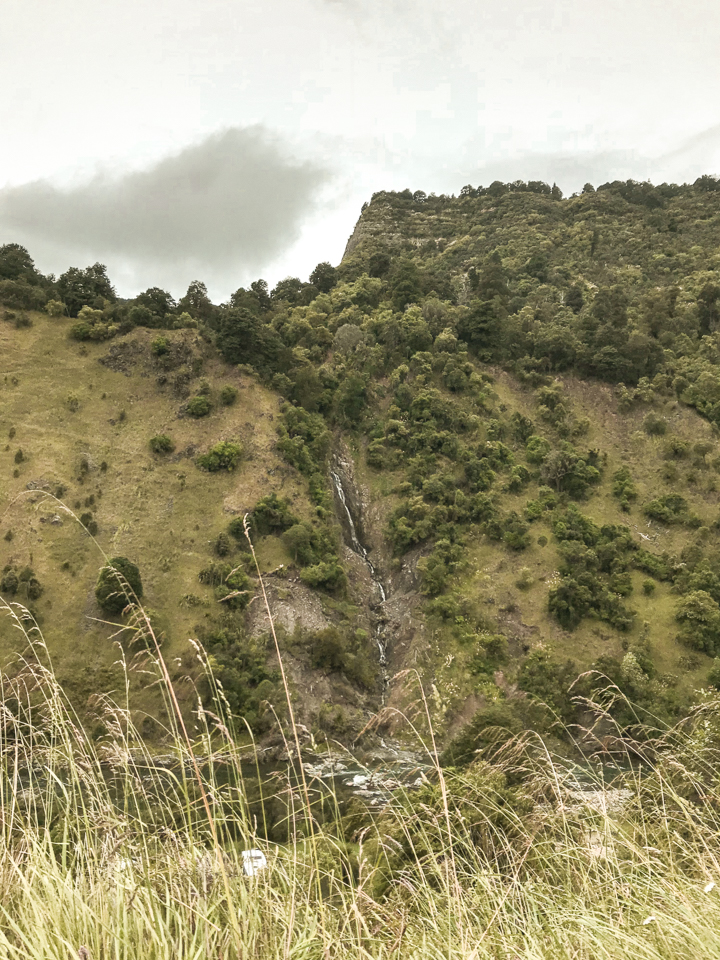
[1,568,19,595]
[151,335,169,356]
[198,562,251,610]
[196,441,243,472]
[214,532,232,556]
[219,385,238,406]
[510,412,535,442]
[198,625,277,730]
[69,321,92,341]
[663,435,690,459]
[149,434,175,454]
[676,589,720,655]
[517,649,577,721]
[45,299,66,317]
[3,565,45,602]
[643,412,667,435]
[524,499,544,522]
[612,466,637,507]
[227,516,250,544]
[643,494,689,524]
[642,579,656,595]
[306,626,375,689]
[440,703,524,766]
[186,395,212,417]
[505,464,531,492]
[633,548,671,580]
[95,557,143,614]
[250,493,299,536]
[300,560,346,591]
[281,523,316,565]
[80,512,98,536]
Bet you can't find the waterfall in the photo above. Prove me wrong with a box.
[331,468,389,670]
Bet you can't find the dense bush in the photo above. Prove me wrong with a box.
[643,494,691,525]
[198,562,251,610]
[612,466,637,509]
[303,626,375,689]
[95,557,143,614]
[1,564,43,601]
[196,441,243,472]
[186,395,212,417]
[249,493,298,536]
[149,434,175,454]
[299,559,346,591]
[198,625,277,731]
[676,589,720,655]
[219,384,238,405]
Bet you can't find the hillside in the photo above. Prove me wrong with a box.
[4,177,720,754]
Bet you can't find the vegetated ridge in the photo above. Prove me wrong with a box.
[4,174,720,758]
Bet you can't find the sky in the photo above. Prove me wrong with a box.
[1,0,720,300]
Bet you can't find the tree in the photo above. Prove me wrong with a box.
[697,283,720,336]
[390,258,422,312]
[525,253,548,282]
[95,557,143,614]
[45,299,66,317]
[333,324,364,355]
[196,441,243,472]
[591,285,628,328]
[0,243,38,282]
[676,590,720,655]
[58,263,116,317]
[134,287,176,324]
[178,280,214,321]
[250,279,271,312]
[368,251,391,278]
[309,262,337,293]
[334,374,369,425]
[215,307,284,372]
[565,285,584,314]
[271,276,306,306]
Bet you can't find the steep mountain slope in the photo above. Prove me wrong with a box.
[4,177,720,752]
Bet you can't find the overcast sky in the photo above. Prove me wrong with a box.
[2,0,720,299]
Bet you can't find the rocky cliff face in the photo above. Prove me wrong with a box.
[242,440,427,742]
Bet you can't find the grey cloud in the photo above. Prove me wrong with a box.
[0,127,330,295]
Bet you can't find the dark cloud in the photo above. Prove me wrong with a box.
[0,126,330,295]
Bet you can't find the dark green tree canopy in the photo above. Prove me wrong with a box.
[178,280,214,321]
[58,263,116,317]
[309,261,338,293]
[95,557,143,614]
[134,287,176,321]
[0,243,39,283]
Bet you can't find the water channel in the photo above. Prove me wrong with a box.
[330,462,389,688]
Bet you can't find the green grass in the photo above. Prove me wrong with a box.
[0,313,310,727]
[1,583,720,958]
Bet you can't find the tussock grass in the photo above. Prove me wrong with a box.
[1,568,720,958]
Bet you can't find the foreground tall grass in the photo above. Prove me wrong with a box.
[2,587,720,959]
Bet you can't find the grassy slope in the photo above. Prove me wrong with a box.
[1,308,718,742]
[0,311,310,729]
[357,364,720,734]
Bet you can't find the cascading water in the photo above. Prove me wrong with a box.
[331,467,389,677]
